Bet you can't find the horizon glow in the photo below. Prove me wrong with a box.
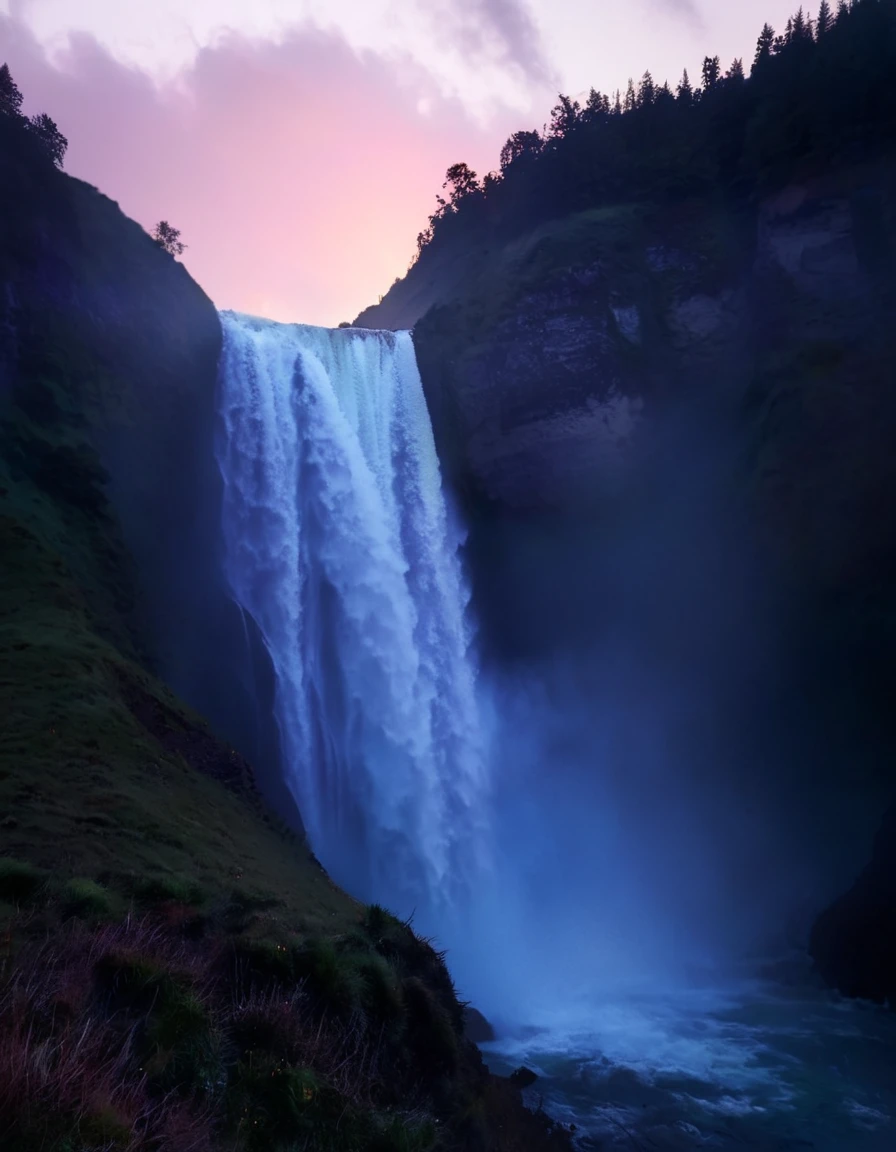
[2,0,803,323]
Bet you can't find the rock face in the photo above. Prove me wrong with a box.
[810,803,896,1006]
[0,117,292,827]
[360,164,896,530]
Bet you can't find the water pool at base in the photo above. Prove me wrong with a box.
[481,962,895,1150]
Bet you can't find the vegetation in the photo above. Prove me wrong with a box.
[0,887,573,1150]
[153,220,187,257]
[0,63,68,168]
[412,0,895,266]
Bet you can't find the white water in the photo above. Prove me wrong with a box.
[215,312,487,914]
[483,970,896,1149]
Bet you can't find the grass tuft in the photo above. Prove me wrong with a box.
[60,877,116,920]
[93,948,174,1013]
[134,875,205,907]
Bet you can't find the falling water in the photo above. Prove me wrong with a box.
[214,312,487,915]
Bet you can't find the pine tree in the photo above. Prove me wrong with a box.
[0,63,24,119]
[817,0,833,36]
[549,95,581,139]
[623,78,637,113]
[612,90,623,116]
[656,81,675,108]
[28,113,67,167]
[753,24,776,71]
[638,71,656,107]
[701,55,721,89]
[676,68,694,106]
[726,58,745,82]
[584,88,610,123]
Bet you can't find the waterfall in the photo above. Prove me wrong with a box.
[214,312,487,915]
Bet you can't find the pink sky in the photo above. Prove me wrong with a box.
[0,1,804,324]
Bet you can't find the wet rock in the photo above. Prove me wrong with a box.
[509,1065,539,1088]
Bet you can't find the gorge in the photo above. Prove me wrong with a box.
[206,300,896,1148]
[2,6,896,1146]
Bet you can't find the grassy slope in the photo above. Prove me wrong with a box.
[0,513,350,927]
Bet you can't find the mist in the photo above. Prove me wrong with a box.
[444,382,886,1025]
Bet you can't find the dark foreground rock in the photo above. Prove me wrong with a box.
[510,1065,540,1089]
[810,803,896,1007]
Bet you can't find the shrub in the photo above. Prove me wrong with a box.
[368,1114,438,1152]
[357,953,404,1023]
[294,938,364,1019]
[233,935,299,986]
[145,986,222,1094]
[364,903,400,942]
[93,948,174,1012]
[0,858,46,904]
[60,878,115,920]
[134,874,205,907]
[402,976,459,1075]
[365,911,464,1032]
[227,1056,324,1147]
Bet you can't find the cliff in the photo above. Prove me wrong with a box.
[357,155,896,998]
[359,161,896,519]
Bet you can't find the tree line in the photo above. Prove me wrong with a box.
[413,0,895,265]
[0,63,68,167]
[0,63,187,258]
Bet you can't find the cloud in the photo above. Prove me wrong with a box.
[0,14,515,324]
[452,0,553,83]
[646,0,703,29]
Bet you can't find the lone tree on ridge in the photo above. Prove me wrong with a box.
[152,221,187,257]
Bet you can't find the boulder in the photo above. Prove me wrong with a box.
[509,1066,539,1089]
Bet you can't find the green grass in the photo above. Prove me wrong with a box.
[59,877,117,920]
[0,515,358,931]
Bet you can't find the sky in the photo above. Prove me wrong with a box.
[0,0,803,324]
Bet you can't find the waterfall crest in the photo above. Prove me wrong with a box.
[215,312,486,913]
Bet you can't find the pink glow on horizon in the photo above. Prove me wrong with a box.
[1,17,509,325]
[2,1,810,325]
